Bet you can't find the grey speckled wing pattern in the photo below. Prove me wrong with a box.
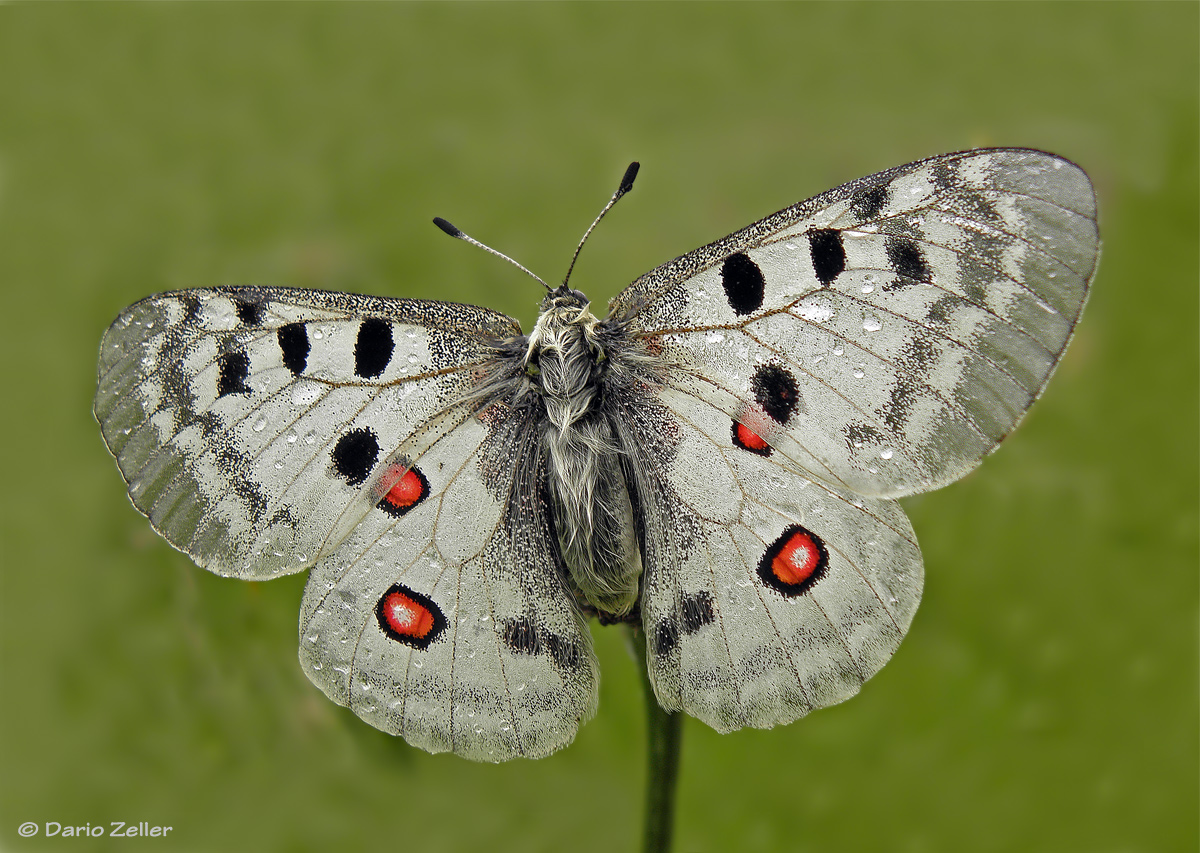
[96,149,1097,760]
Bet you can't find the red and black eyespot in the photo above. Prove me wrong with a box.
[376,584,446,649]
[758,525,828,597]
[377,464,429,518]
[731,419,772,456]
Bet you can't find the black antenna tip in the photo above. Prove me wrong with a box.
[619,162,640,195]
[432,217,462,238]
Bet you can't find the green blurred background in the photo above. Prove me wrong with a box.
[1,3,1195,851]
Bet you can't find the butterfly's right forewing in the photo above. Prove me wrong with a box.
[612,149,1098,498]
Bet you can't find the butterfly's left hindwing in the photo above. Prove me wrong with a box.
[299,401,598,762]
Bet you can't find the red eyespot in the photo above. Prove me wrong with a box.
[377,465,429,517]
[758,526,828,596]
[376,585,445,649]
[734,421,770,452]
[732,405,774,456]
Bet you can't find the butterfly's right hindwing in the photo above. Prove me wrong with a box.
[95,286,518,580]
[609,379,922,732]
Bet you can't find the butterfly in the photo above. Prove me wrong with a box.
[95,149,1098,762]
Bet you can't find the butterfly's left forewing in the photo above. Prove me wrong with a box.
[95,287,517,579]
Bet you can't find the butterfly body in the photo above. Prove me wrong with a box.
[97,150,1098,761]
[520,285,646,616]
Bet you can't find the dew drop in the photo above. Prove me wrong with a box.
[253,416,268,432]
[863,316,882,332]
[880,448,894,460]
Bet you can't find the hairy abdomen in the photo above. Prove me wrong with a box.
[544,416,641,615]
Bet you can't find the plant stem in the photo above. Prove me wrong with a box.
[629,625,682,853]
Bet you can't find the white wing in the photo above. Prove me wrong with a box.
[96,286,597,761]
[610,382,921,731]
[95,286,517,579]
[298,398,598,762]
[610,149,1098,498]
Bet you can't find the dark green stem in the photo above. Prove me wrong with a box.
[629,626,682,853]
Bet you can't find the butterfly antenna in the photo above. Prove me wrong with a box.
[563,161,640,287]
[432,216,553,292]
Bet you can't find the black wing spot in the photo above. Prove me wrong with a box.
[217,351,251,397]
[502,617,541,655]
[886,236,931,283]
[277,323,310,375]
[680,591,715,634]
[234,298,265,325]
[652,591,715,659]
[809,229,846,286]
[721,252,766,315]
[844,421,883,449]
[653,620,679,657]
[331,428,379,487]
[751,364,801,424]
[543,632,581,670]
[852,185,888,220]
[501,619,581,670]
[355,318,394,379]
[930,161,957,190]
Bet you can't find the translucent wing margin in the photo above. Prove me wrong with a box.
[610,149,1098,497]
[94,286,519,579]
